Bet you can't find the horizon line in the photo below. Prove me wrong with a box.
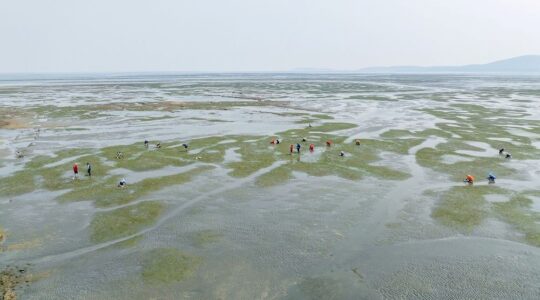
[2,54,539,76]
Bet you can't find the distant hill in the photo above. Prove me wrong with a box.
[358,55,540,74]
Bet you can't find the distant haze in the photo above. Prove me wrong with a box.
[1,0,540,73]
[356,55,540,74]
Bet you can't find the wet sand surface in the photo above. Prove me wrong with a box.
[1,74,540,299]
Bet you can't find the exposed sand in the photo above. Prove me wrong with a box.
[0,119,32,129]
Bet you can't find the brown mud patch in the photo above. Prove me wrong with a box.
[62,100,289,113]
[1,267,27,300]
[0,119,32,130]
[0,266,50,300]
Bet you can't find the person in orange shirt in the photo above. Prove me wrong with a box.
[464,175,474,184]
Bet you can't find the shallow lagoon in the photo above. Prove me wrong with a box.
[1,74,540,299]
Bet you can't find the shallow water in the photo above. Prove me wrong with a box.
[1,74,540,299]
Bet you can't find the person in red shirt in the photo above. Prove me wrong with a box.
[289,144,294,154]
[73,163,79,179]
[309,144,314,152]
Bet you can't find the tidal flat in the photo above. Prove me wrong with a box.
[1,74,540,299]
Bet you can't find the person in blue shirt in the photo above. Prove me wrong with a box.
[487,173,496,184]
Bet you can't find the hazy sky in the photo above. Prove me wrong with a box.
[1,0,539,73]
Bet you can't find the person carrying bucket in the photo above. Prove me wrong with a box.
[464,175,474,184]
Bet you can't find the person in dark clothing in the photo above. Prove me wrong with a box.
[86,162,92,177]
[296,143,301,153]
[144,140,149,148]
[118,178,127,187]
[499,148,504,155]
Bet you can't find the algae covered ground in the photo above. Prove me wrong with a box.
[1,74,540,299]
